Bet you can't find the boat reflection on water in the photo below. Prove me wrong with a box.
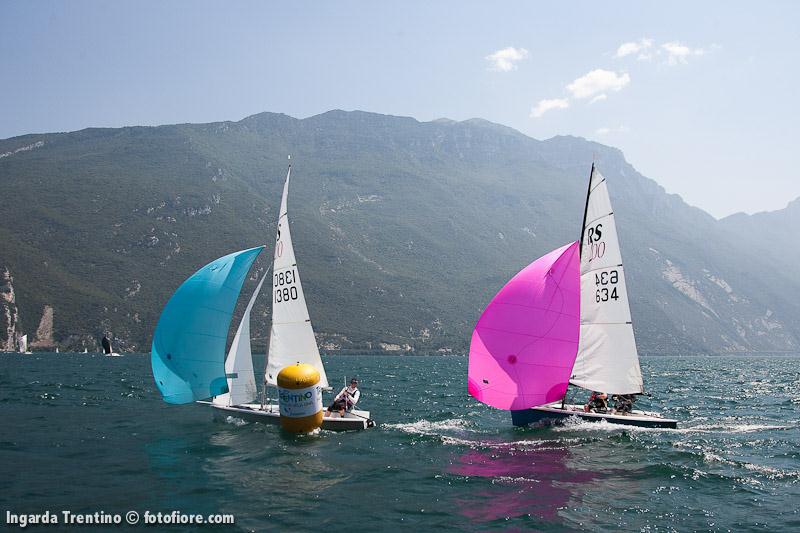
[448,441,598,523]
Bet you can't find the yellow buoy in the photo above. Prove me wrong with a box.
[277,363,323,433]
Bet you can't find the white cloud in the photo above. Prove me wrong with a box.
[615,38,653,59]
[529,69,629,120]
[566,69,630,99]
[661,41,705,65]
[486,47,529,72]
[530,98,570,118]
[616,38,713,64]
[595,125,629,136]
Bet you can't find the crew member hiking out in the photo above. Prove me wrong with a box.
[584,391,608,413]
[613,394,636,414]
[326,378,360,417]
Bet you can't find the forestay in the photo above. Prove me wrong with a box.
[265,166,329,388]
[213,274,266,406]
[468,241,580,410]
[151,246,265,404]
[570,165,643,394]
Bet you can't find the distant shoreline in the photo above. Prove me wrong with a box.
[3,351,800,358]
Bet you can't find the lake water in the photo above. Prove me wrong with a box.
[1,354,798,531]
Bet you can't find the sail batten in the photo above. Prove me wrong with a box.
[265,166,329,388]
[585,212,614,227]
[571,166,643,395]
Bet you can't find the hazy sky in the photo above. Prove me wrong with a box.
[2,1,798,218]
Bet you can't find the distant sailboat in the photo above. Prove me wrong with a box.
[151,162,374,431]
[19,334,31,354]
[102,335,121,357]
[469,164,676,429]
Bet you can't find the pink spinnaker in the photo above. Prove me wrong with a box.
[468,241,580,410]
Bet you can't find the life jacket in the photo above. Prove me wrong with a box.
[588,392,607,410]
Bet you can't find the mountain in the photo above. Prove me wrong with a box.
[720,198,800,276]
[1,110,798,354]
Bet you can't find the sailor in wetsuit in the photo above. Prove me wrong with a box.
[584,391,608,413]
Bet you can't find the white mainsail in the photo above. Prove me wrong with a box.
[213,274,266,406]
[265,165,329,388]
[19,334,28,354]
[570,165,644,394]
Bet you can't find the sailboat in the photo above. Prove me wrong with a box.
[469,164,677,429]
[19,334,31,354]
[151,162,374,431]
[208,163,374,431]
[102,335,122,357]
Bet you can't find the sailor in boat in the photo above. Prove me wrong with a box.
[612,394,636,415]
[101,334,111,355]
[583,391,608,413]
[326,378,361,417]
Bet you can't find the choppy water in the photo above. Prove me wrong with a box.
[1,354,798,531]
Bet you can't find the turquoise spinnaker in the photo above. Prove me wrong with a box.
[151,246,265,404]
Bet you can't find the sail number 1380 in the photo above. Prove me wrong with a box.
[274,268,299,303]
[595,269,619,303]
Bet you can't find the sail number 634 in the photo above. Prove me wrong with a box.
[595,269,619,303]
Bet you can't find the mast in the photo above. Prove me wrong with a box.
[264,156,329,389]
[562,162,595,407]
[578,162,595,259]
[569,164,644,395]
[261,156,292,408]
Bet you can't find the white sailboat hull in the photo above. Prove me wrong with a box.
[511,403,677,429]
[203,402,375,431]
